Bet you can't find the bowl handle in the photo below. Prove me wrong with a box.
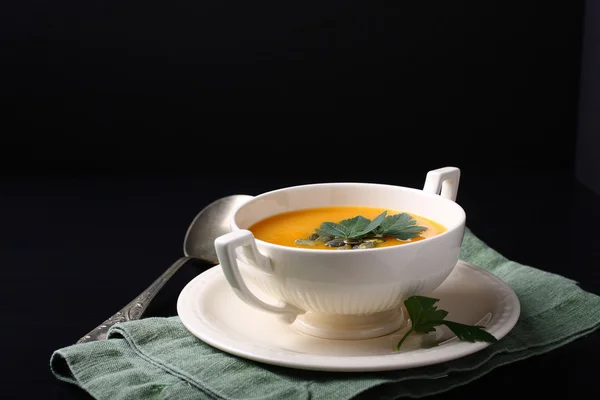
[423,167,461,201]
[214,230,305,324]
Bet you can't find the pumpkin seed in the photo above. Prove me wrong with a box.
[354,241,376,249]
[363,238,386,244]
[326,239,346,247]
[295,239,316,246]
[343,238,361,245]
[308,233,319,241]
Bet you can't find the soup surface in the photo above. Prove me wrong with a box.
[247,206,446,250]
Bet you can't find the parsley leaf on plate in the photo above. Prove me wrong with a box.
[396,295,498,351]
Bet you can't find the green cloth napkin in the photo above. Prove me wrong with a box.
[50,229,600,400]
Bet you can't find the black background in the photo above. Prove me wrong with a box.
[2,1,598,399]
[0,1,585,160]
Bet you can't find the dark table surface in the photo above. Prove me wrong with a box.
[3,165,600,399]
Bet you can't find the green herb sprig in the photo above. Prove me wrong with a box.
[294,211,428,249]
[396,296,498,350]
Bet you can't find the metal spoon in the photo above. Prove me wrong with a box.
[76,194,253,344]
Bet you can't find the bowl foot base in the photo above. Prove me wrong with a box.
[290,308,407,340]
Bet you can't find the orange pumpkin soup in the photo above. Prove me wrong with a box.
[248,206,446,250]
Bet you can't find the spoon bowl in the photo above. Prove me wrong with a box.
[184,195,254,264]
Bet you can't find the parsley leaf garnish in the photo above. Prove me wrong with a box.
[375,213,428,240]
[315,211,426,241]
[317,215,373,239]
[396,296,498,350]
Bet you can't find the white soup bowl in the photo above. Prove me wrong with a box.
[214,167,466,340]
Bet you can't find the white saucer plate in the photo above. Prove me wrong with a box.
[177,260,520,372]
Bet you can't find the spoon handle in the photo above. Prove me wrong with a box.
[76,256,193,344]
